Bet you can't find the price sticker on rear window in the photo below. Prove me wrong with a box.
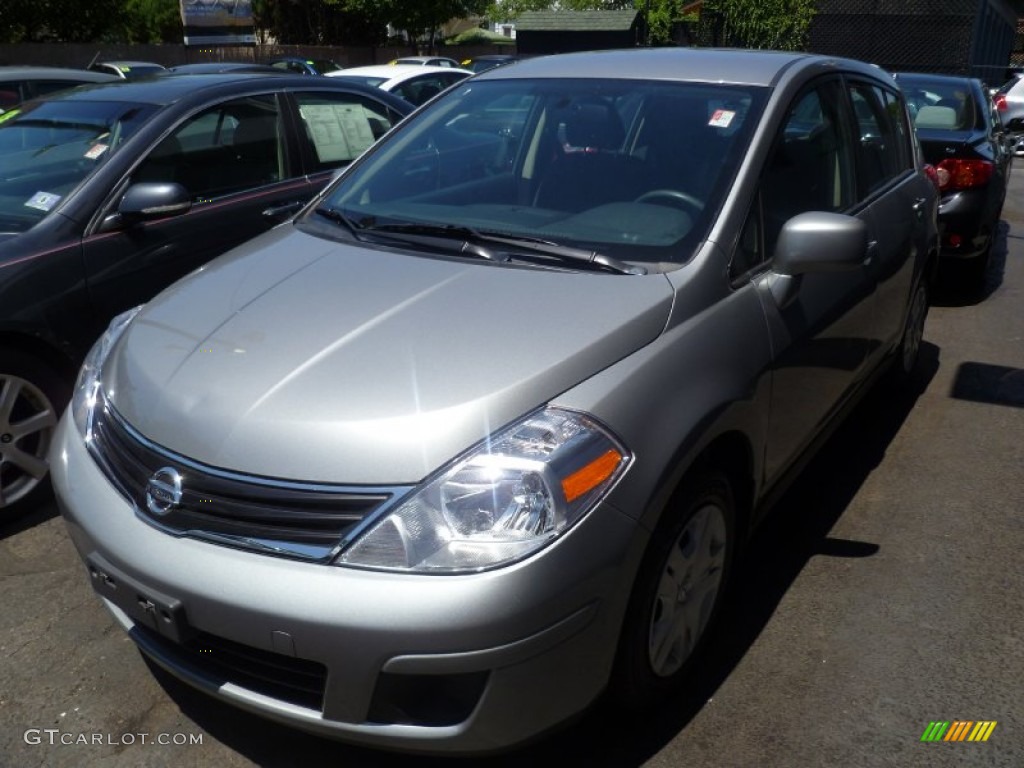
[25,191,62,212]
[708,109,735,128]
[0,109,20,124]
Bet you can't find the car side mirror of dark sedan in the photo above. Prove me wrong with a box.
[768,212,869,307]
[115,182,192,226]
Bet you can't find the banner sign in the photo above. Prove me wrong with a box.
[180,0,256,46]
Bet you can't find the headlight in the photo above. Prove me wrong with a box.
[338,408,630,573]
[71,305,143,440]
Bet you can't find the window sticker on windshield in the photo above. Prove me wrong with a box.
[709,109,735,128]
[85,143,109,160]
[299,104,377,163]
[25,192,62,212]
[0,109,20,124]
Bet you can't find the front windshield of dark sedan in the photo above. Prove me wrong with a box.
[317,78,766,265]
[0,99,157,233]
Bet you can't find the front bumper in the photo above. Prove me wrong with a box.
[51,414,644,754]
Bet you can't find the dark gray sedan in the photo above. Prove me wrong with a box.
[0,73,412,519]
[52,49,938,754]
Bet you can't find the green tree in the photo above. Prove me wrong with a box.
[559,0,633,8]
[121,0,182,43]
[635,0,703,46]
[484,0,551,22]
[253,0,388,46]
[701,0,815,51]
[0,0,121,42]
[345,0,490,50]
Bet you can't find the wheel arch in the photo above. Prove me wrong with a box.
[639,428,758,544]
[0,330,78,383]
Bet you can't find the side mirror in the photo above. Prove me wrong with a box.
[773,212,868,276]
[768,212,869,307]
[118,182,191,222]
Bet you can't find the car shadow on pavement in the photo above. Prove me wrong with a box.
[0,497,59,539]
[143,344,939,768]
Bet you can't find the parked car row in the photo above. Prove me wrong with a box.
[2,47,1014,756]
[44,48,942,755]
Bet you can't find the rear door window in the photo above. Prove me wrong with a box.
[293,91,404,173]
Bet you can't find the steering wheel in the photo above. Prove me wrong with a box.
[635,189,704,215]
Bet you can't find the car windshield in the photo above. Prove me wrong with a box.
[0,99,158,233]
[313,78,766,266]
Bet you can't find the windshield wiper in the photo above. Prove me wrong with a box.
[361,221,646,275]
[313,206,360,237]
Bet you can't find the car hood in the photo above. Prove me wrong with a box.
[104,227,674,484]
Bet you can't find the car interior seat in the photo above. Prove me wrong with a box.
[230,113,283,188]
[915,105,958,130]
[133,135,186,188]
[532,99,629,212]
[634,96,726,204]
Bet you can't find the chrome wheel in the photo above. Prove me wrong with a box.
[647,501,728,678]
[0,373,58,509]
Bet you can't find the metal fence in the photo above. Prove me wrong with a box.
[691,0,1019,87]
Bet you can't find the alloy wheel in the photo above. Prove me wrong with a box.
[0,373,58,508]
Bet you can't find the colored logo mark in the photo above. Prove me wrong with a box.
[920,721,997,742]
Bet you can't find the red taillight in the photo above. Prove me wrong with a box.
[994,93,1007,111]
[923,163,941,190]
[935,158,994,191]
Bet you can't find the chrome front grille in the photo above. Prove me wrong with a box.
[88,395,406,561]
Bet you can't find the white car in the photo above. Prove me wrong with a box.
[390,55,461,68]
[327,64,471,106]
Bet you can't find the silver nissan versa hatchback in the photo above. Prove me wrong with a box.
[52,48,938,753]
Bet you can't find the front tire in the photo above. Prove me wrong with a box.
[612,470,736,709]
[0,349,68,523]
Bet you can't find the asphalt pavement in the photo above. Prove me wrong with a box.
[2,163,1023,768]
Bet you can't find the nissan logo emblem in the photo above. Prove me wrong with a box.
[145,467,183,516]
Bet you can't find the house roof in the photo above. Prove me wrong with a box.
[515,10,640,32]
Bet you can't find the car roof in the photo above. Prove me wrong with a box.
[96,60,166,67]
[331,64,471,79]
[477,48,877,88]
[394,56,458,63]
[167,62,282,74]
[894,71,973,85]
[0,66,118,83]
[29,73,415,110]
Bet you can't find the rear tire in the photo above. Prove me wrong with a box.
[612,470,736,709]
[0,349,69,524]
[889,278,929,387]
